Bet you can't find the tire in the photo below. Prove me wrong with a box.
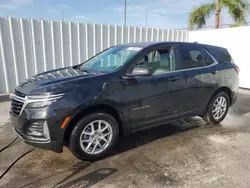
[69,112,119,161]
[203,92,230,124]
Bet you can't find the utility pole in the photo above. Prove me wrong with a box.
[61,8,64,22]
[124,0,127,26]
[145,8,148,28]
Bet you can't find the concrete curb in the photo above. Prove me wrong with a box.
[239,88,250,95]
[0,94,10,103]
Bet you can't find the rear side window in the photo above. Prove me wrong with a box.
[206,46,234,64]
[203,49,215,65]
[177,45,214,70]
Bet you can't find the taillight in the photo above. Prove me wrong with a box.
[234,66,240,74]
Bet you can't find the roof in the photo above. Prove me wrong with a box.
[117,41,200,48]
[117,41,226,50]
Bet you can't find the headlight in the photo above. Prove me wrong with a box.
[25,93,64,108]
[26,100,57,108]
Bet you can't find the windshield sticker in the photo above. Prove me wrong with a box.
[127,47,142,51]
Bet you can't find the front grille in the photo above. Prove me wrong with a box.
[10,90,26,116]
[14,90,26,98]
[11,98,24,116]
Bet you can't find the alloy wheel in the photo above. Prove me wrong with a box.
[212,96,227,120]
[79,120,113,155]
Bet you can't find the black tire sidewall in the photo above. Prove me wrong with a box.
[69,112,119,161]
[206,92,230,124]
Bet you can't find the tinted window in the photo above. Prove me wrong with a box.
[177,45,206,70]
[189,50,202,61]
[135,46,175,75]
[203,49,215,65]
[206,46,234,64]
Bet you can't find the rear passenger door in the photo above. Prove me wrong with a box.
[175,44,218,117]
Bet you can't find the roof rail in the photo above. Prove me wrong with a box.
[193,41,198,43]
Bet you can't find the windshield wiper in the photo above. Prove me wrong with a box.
[80,69,90,73]
[78,66,90,73]
[80,68,98,74]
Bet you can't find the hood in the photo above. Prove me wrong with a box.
[15,66,103,95]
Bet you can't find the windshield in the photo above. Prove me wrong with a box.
[80,46,142,73]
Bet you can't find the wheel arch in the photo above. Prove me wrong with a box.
[63,104,126,144]
[203,86,233,124]
[211,86,233,105]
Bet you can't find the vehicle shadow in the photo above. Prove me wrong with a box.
[111,116,207,156]
[56,168,117,188]
[19,163,117,188]
[19,162,90,188]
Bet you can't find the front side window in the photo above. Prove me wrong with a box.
[135,46,175,75]
[80,46,142,73]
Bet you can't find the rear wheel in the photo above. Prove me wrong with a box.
[203,92,230,124]
[69,112,119,161]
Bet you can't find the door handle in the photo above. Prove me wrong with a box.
[168,76,182,81]
[212,70,218,75]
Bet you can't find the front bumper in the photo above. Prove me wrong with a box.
[9,92,74,153]
[13,126,59,152]
[10,112,64,153]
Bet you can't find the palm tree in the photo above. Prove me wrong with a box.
[188,0,250,30]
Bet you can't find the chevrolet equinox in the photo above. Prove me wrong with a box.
[10,42,239,161]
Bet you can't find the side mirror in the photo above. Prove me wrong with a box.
[126,67,153,77]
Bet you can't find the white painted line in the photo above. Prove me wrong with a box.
[69,22,73,66]
[31,19,38,74]
[60,21,64,67]
[20,18,28,78]
[9,17,19,85]
[51,21,56,69]
[41,20,47,71]
[77,22,81,64]
[0,18,9,92]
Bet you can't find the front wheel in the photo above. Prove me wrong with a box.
[69,112,119,161]
[203,92,230,124]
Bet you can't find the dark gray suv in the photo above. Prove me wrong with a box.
[10,42,239,161]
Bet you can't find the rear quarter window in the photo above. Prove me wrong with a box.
[205,46,234,64]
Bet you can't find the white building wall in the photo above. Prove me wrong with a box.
[189,26,250,89]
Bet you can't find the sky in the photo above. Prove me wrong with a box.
[0,0,249,29]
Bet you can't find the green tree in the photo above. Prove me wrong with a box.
[188,0,250,30]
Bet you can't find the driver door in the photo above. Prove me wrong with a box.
[125,45,182,131]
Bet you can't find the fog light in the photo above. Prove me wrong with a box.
[23,121,51,142]
[26,122,44,137]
